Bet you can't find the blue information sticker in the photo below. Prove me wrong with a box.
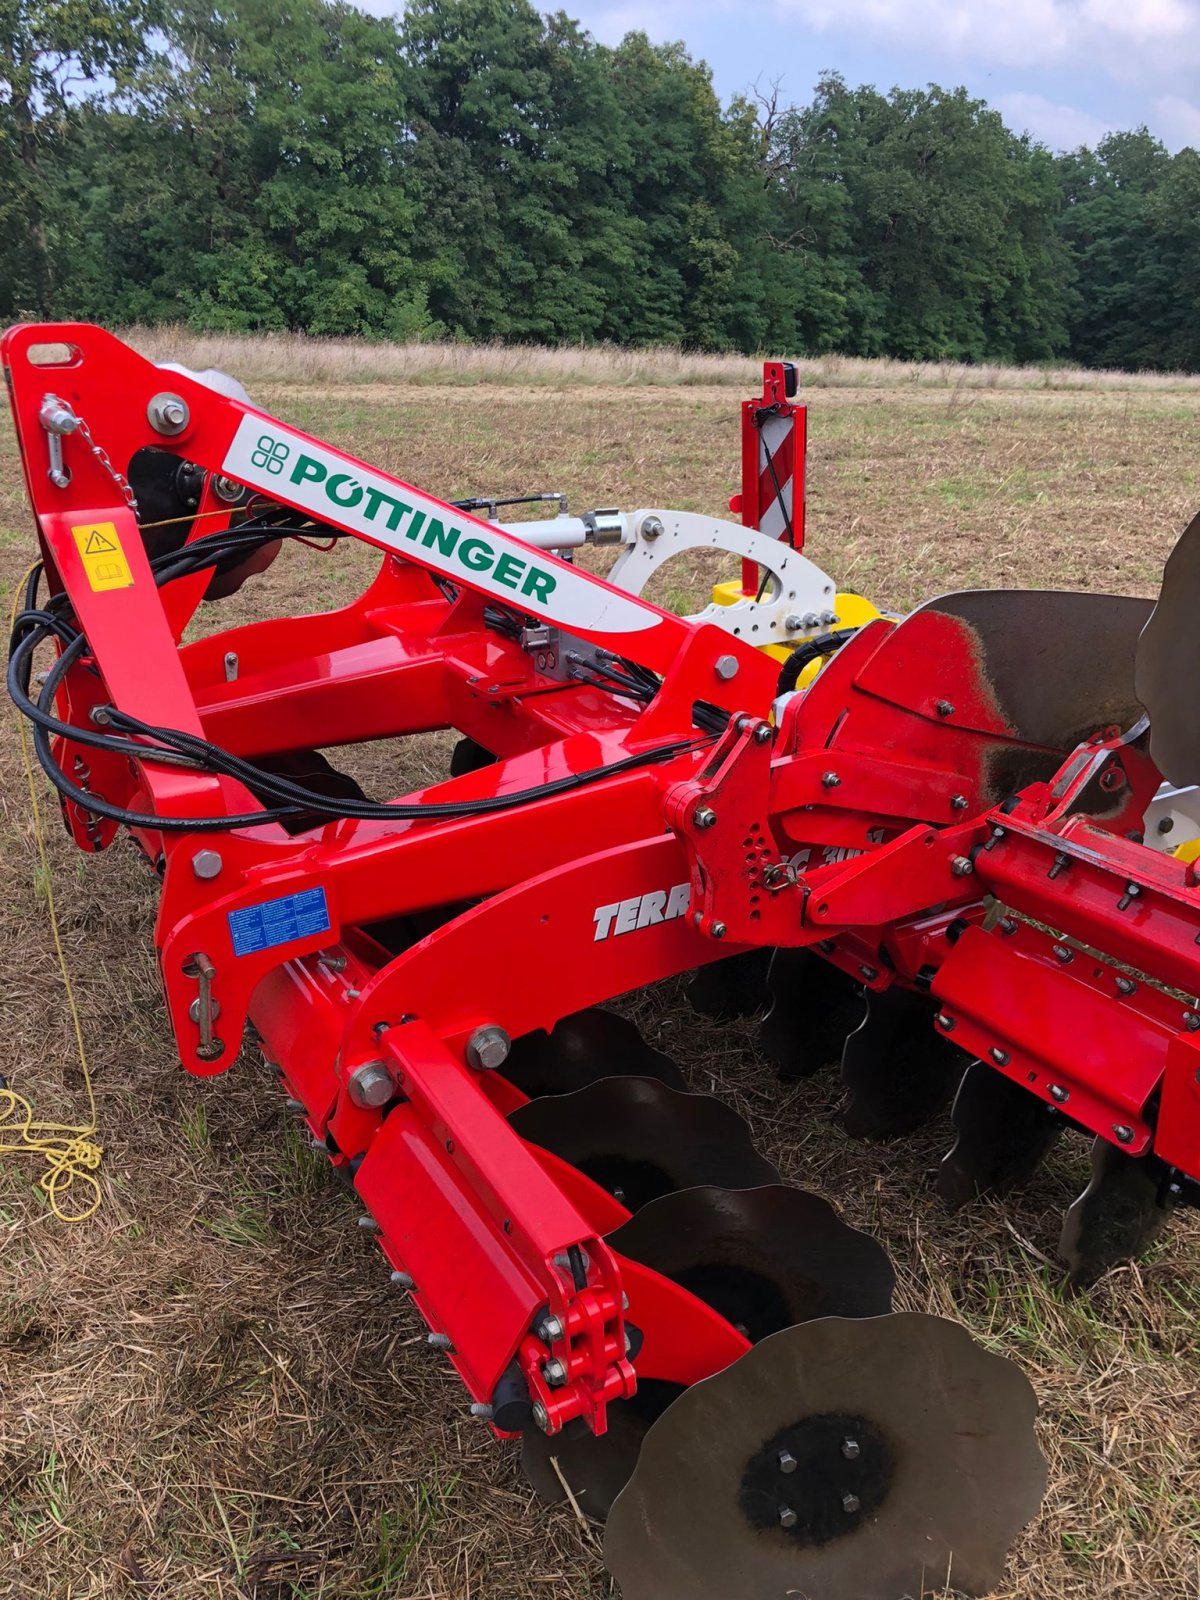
[227,886,331,957]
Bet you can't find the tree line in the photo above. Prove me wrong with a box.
[3,0,1199,368]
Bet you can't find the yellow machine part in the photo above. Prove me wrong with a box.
[1174,837,1200,864]
[710,581,883,686]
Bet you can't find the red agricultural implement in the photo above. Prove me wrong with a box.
[6,323,1200,1597]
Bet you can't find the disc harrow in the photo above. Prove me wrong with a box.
[6,324,1200,1597]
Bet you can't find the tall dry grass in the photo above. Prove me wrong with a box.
[123,325,1200,392]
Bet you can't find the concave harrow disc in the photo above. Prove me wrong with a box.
[760,948,866,1080]
[605,1312,1046,1600]
[501,1008,685,1097]
[607,1183,896,1338]
[508,1075,780,1211]
[840,988,966,1139]
[522,1183,894,1518]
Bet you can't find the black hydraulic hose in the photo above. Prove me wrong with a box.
[776,629,860,696]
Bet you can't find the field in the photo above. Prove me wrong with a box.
[2,341,1200,1600]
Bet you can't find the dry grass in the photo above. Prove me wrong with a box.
[3,368,1200,1600]
[122,325,1200,394]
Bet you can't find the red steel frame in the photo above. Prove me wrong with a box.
[5,324,1200,1449]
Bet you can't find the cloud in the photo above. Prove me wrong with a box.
[775,0,1200,76]
[1153,94,1200,149]
[994,91,1112,150]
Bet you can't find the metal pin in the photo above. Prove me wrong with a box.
[357,1215,380,1232]
[428,1332,453,1351]
[390,1270,415,1289]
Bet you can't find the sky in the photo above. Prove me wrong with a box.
[377,0,1200,152]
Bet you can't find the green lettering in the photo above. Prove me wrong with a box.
[291,453,327,487]
[521,566,556,603]
[362,486,411,532]
[404,511,427,542]
[422,518,460,556]
[493,551,525,589]
[459,536,494,573]
[327,473,364,509]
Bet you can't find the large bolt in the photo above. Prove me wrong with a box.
[710,922,727,940]
[777,1450,797,1474]
[466,1024,511,1071]
[842,1493,861,1514]
[347,1060,396,1108]
[841,1438,860,1460]
[147,391,190,435]
[212,474,244,504]
[191,849,223,880]
[470,1402,495,1421]
[950,855,974,877]
[778,1506,798,1529]
[537,1315,565,1344]
[694,805,718,830]
[640,515,664,540]
[542,1358,568,1388]
[714,654,739,681]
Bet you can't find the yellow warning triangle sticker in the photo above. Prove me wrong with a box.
[83,529,117,554]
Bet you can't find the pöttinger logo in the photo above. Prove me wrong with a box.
[251,435,290,474]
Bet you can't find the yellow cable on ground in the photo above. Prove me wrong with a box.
[3,565,103,1220]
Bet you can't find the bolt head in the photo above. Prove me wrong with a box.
[1049,1084,1070,1104]
[390,1270,415,1289]
[710,921,727,940]
[842,1493,861,1514]
[537,1315,565,1344]
[778,1506,798,1529]
[542,1358,568,1387]
[694,805,718,830]
[714,654,739,681]
[347,1060,396,1108]
[752,722,773,744]
[1112,1124,1135,1145]
[427,1332,453,1351]
[950,854,974,877]
[147,391,190,435]
[466,1024,511,1071]
[191,848,223,880]
[990,1047,1011,1066]
[935,699,954,717]
[821,771,840,788]
[213,474,244,504]
[841,1438,861,1460]
[640,515,664,540]
[532,1402,550,1432]
[777,1450,797,1474]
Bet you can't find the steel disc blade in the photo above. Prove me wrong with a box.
[1136,509,1200,786]
[608,1185,895,1339]
[760,948,867,1080]
[1059,1138,1174,1287]
[502,1009,685,1098]
[604,1312,1046,1600]
[520,1378,682,1520]
[840,988,966,1139]
[510,1077,779,1212]
[937,1060,1067,1208]
[685,948,773,1021]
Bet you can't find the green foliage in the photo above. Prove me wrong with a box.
[1,0,1196,366]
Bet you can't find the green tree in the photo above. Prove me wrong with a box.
[0,0,154,316]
